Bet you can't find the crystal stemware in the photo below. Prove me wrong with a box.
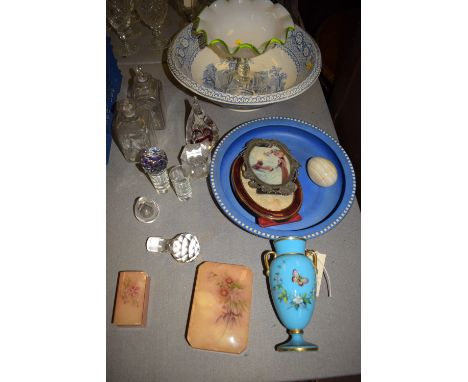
[106,0,138,56]
[175,0,201,24]
[136,0,169,51]
[128,9,142,39]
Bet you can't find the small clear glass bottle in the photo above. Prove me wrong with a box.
[131,66,165,136]
[113,99,151,162]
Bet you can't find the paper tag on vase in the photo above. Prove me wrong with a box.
[315,252,327,297]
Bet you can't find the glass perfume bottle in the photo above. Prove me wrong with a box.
[113,99,151,162]
[131,65,165,136]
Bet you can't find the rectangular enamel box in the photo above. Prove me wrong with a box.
[187,262,253,354]
[112,271,150,327]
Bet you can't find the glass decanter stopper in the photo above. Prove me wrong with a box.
[140,147,170,194]
[146,233,200,263]
[131,65,165,135]
[113,99,151,162]
[185,97,219,150]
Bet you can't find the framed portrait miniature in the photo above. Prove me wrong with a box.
[241,139,300,195]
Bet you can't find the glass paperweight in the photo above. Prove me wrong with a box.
[140,147,170,194]
[134,196,160,223]
[180,143,211,179]
[185,97,219,150]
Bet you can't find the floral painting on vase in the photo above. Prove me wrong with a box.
[272,265,315,311]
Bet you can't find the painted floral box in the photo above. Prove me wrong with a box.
[187,262,253,354]
[112,271,150,327]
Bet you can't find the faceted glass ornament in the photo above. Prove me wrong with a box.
[146,233,200,263]
[180,143,211,179]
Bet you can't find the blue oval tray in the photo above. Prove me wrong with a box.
[209,117,356,240]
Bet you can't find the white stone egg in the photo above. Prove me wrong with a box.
[307,157,338,187]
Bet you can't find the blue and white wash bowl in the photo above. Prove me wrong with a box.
[263,236,318,351]
[167,23,321,110]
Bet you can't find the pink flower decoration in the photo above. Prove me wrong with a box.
[128,285,140,297]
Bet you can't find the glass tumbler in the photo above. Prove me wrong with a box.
[169,165,192,201]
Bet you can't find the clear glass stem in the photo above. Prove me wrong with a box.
[151,25,161,39]
[150,24,167,51]
[126,25,138,39]
[117,30,136,56]
[236,58,251,81]
[227,58,254,95]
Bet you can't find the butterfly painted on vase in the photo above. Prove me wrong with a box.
[292,269,309,287]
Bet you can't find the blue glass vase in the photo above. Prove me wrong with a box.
[263,236,318,352]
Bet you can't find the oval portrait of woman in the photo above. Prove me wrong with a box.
[248,144,291,186]
[242,139,299,195]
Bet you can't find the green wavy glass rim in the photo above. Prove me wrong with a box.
[194,17,295,56]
